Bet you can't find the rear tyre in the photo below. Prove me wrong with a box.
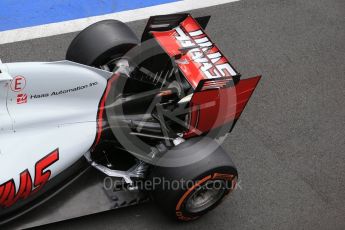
[66,20,139,67]
[150,138,238,221]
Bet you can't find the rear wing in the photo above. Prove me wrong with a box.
[142,14,261,137]
[143,14,241,89]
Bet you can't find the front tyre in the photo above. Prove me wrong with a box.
[150,138,238,221]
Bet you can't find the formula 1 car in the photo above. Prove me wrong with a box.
[0,14,260,225]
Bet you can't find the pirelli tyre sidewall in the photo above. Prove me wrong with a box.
[149,137,238,221]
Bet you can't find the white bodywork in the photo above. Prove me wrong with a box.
[0,61,112,192]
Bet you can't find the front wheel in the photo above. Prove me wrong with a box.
[149,138,238,221]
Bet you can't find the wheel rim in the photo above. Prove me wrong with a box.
[185,180,227,213]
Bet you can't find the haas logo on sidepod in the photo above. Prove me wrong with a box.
[16,94,28,104]
[0,149,59,208]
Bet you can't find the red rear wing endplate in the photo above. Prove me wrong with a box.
[184,76,261,138]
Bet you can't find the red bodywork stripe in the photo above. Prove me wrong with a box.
[93,73,120,148]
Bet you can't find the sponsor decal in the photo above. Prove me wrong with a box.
[10,76,26,92]
[0,149,59,208]
[174,26,237,79]
[152,16,238,88]
[30,81,98,100]
[16,94,27,104]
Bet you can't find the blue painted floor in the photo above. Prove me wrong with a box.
[0,0,180,31]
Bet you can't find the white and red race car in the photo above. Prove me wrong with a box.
[0,14,260,224]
